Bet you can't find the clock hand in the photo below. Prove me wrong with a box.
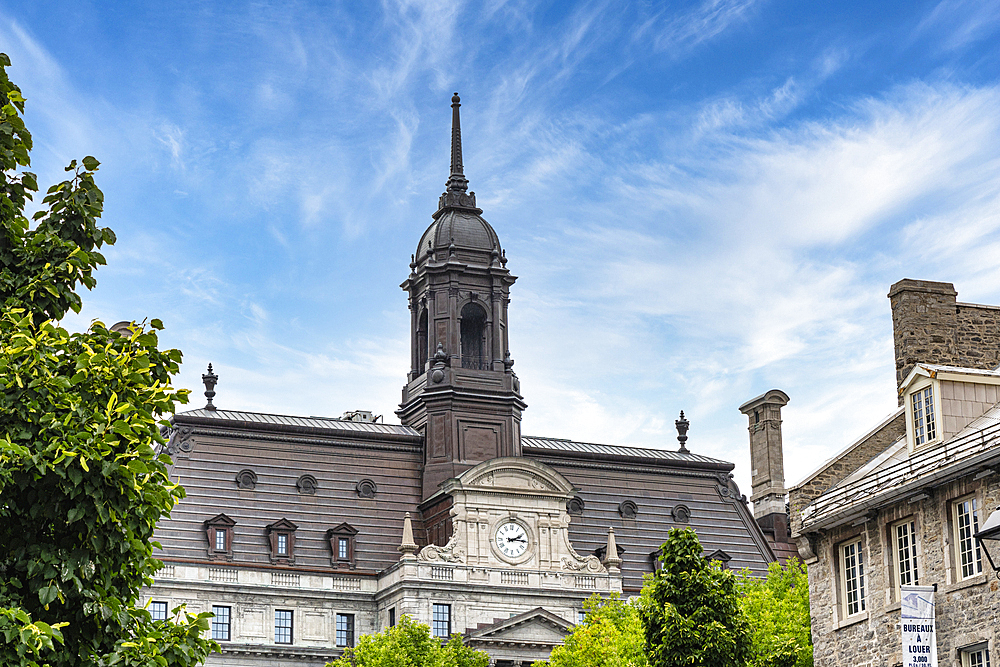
[507,537,526,543]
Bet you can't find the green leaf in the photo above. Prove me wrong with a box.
[38,583,59,606]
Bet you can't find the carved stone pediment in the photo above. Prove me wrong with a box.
[468,468,557,492]
[465,607,574,645]
[455,457,576,496]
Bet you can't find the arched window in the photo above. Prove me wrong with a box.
[460,302,488,370]
[417,309,428,373]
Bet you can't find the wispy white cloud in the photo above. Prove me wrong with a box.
[649,0,762,55]
[916,0,1000,51]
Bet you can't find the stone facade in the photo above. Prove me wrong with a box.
[803,475,1000,667]
[889,279,1000,387]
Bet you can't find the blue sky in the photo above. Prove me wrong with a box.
[4,0,1000,497]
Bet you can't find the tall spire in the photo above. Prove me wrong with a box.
[437,93,479,213]
[447,93,467,193]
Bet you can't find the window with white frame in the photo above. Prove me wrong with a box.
[211,605,231,641]
[275,609,293,644]
[892,518,919,592]
[840,538,866,617]
[912,385,937,447]
[432,604,451,638]
[150,601,168,622]
[953,495,983,580]
[961,644,991,667]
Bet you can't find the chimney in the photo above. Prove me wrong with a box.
[739,389,790,542]
[887,279,959,390]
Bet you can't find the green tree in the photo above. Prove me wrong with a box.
[738,559,812,667]
[327,615,489,667]
[640,528,752,667]
[537,593,646,667]
[0,53,217,667]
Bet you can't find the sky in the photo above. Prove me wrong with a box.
[3,0,1000,500]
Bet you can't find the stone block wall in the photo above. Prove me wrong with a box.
[889,279,1000,387]
[955,302,1000,372]
[805,472,1000,667]
[788,411,905,539]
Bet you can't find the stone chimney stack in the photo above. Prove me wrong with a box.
[888,279,959,388]
[739,390,790,542]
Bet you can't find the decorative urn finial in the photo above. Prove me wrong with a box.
[676,410,690,453]
[202,363,218,411]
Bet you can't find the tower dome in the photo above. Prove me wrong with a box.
[414,93,504,266]
[415,209,501,263]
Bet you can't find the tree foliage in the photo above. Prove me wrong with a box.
[738,559,812,667]
[0,53,216,667]
[327,615,489,667]
[539,593,646,667]
[640,528,752,667]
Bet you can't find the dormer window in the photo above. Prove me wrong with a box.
[902,371,943,452]
[204,513,236,561]
[266,519,298,564]
[327,523,358,569]
[912,385,936,446]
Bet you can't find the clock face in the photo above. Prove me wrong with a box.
[495,521,529,559]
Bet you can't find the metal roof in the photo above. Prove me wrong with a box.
[801,404,1000,530]
[173,409,733,467]
[174,408,422,437]
[522,435,732,466]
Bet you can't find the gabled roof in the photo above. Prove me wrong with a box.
[800,404,1000,531]
[900,363,1000,392]
[788,407,905,492]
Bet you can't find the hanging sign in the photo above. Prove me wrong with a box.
[901,585,937,667]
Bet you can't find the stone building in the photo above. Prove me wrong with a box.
[787,279,1000,667]
[145,95,777,667]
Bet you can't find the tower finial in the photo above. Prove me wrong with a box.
[202,363,218,411]
[437,93,478,212]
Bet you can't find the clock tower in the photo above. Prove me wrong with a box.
[398,94,527,499]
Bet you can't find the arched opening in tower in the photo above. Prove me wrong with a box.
[460,302,489,370]
[417,309,428,373]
